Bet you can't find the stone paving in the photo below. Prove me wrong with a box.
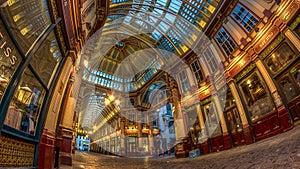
[60,126,300,169]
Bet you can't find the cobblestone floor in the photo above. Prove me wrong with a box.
[60,125,300,169]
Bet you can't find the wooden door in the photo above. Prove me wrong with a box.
[226,108,245,146]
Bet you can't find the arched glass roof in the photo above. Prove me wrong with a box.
[82,0,221,92]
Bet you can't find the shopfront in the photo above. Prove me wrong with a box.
[201,97,223,152]
[235,63,283,141]
[0,0,67,167]
[184,104,201,151]
[126,135,138,156]
[262,35,300,124]
[221,87,245,146]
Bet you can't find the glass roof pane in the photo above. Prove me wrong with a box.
[82,0,220,91]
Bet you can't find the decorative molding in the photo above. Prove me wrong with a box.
[50,0,59,21]
[253,26,280,54]
[200,96,211,106]
[234,63,256,83]
[290,13,300,30]
[0,135,35,168]
[259,34,285,60]
[57,22,68,54]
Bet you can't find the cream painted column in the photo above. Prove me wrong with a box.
[147,113,154,155]
[255,59,277,93]
[196,103,207,142]
[170,81,186,140]
[212,94,228,134]
[62,97,76,128]
[44,56,73,132]
[284,28,300,52]
[228,81,249,126]
[120,117,126,156]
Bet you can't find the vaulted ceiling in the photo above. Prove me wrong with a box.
[82,0,221,91]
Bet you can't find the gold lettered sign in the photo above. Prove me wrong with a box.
[281,1,300,23]
[254,26,280,54]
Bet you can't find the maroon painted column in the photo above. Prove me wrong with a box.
[243,124,254,144]
[223,132,231,150]
[38,129,56,169]
[57,69,75,166]
[278,105,293,132]
[59,126,74,165]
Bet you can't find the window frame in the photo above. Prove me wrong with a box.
[178,69,190,92]
[203,47,219,73]
[230,3,260,33]
[214,27,237,58]
[190,59,205,85]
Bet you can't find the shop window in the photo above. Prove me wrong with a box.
[203,102,222,137]
[178,70,190,92]
[1,0,51,53]
[128,113,135,126]
[203,47,219,73]
[215,27,237,57]
[219,87,236,111]
[295,23,300,38]
[239,71,275,122]
[0,19,22,101]
[30,31,62,87]
[185,105,198,129]
[265,42,296,74]
[190,59,204,84]
[231,3,259,32]
[169,121,175,134]
[4,67,46,135]
[227,109,243,133]
[278,75,298,101]
[291,63,300,87]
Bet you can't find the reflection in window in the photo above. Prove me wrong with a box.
[185,105,198,129]
[178,70,190,92]
[295,23,300,38]
[203,103,222,137]
[266,43,296,74]
[239,71,275,122]
[191,60,204,84]
[231,4,259,32]
[291,63,300,87]
[215,28,237,56]
[227,109,243,133]
[4,67,45,135]
[278,75,298,101]
[30,31,62,87]
[0,19,22,101]
[2,0,51,53]
[221,88,236,110]
[203,47,218,73]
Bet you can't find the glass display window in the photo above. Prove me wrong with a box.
[126,136,137,153]
[295,22,300,38]
[226,109,243,134]
[291,63,300,88]
[4,67,46,135]
[202,102,222,137]
[29,31,62,87]
[219,86,236,111]
[1,0,51,54]
[185,105,198,129]
[239,71,275,122]
[278,74,299,101]
[0,19,22,102]
[265,42,297,74]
